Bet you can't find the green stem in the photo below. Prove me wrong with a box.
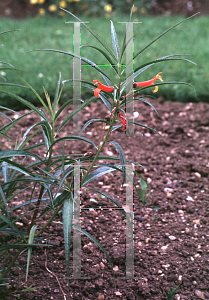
[80,107,119,187]
[28,128,54,233]
[34,204,62,237]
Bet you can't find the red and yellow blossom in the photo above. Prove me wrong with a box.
[133,72,163,93]
[93,80,114,98]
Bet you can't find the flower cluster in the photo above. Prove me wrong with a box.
[93,73,163,131]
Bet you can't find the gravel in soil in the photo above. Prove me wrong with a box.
[1,97,209,300]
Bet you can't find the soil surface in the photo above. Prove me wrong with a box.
[0,0,209,19]
[1,96,209,300]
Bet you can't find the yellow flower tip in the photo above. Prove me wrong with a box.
[38,0,45,4]
[48,4,57,12]
[30,0,38,4]
[104,4,112,13]
[140,7,147,14]
[39,8,45,15]
[59,0,67,8]
[132,7,137,13]
[153,86,158,93]
[156,72,163,82]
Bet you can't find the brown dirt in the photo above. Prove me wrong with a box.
[0,96,209,300]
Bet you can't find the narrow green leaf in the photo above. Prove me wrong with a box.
[85,186,132,232]
[0,112,12,122]
[17,121,50,151]
[21,79,51,115]
[82,166,115,186]
[81,45,118,74]
[8,198,49,212]
[0,61,15,69]
[120,32,141,64]
[73,224,115,286]
[63,197,73,281]
[0,185,9,217]
[85,187,126,218]
[54,98,74,122]
[79,119,107,136]
[110,20,120,61]
[53,72,62,117]
[17,128,42,150]
[1,177,58,189]
[57,97,96,133]
[134,54,196,74]
[0,164,33,178]
[133,13,200,60]
[2,161,9,183]
[0,111,33,138]
[128,120,161,136]
[0,82,29,89]
[137,178,148,203]
[62,8,116,61]
[0,29,21,36]
[0,91,48,121]
[48,136,98,155]
[99,93,112,112]
[53,167,74,199]
[40,117,51,152]
[39,190,71,217]
[121,97,159,116]
[26,225,38,281]
[108,141,126,185]
[26,49,111,81]
[21,142,45,152]
[0,149,42,162]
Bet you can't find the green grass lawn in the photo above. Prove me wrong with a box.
[0,12,208,108]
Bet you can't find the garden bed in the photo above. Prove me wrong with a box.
[1,97,209,299]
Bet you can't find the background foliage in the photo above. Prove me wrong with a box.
[29,0,154,17]
[1,12,208,109]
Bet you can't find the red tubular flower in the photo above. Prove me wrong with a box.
[93,80,114,94]
[133,72,163,93]
[118,111,126,131]
[94,87,102,98]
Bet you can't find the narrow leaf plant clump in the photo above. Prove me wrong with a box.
[0,6,196,295]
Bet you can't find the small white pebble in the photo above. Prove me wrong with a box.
[168,235,176,241]
[195,172,201,178]
[186,196,194,201]
[162,264,170,270]
[164,187,173,193]
[161,245,169,250]
[133,111,139,118]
